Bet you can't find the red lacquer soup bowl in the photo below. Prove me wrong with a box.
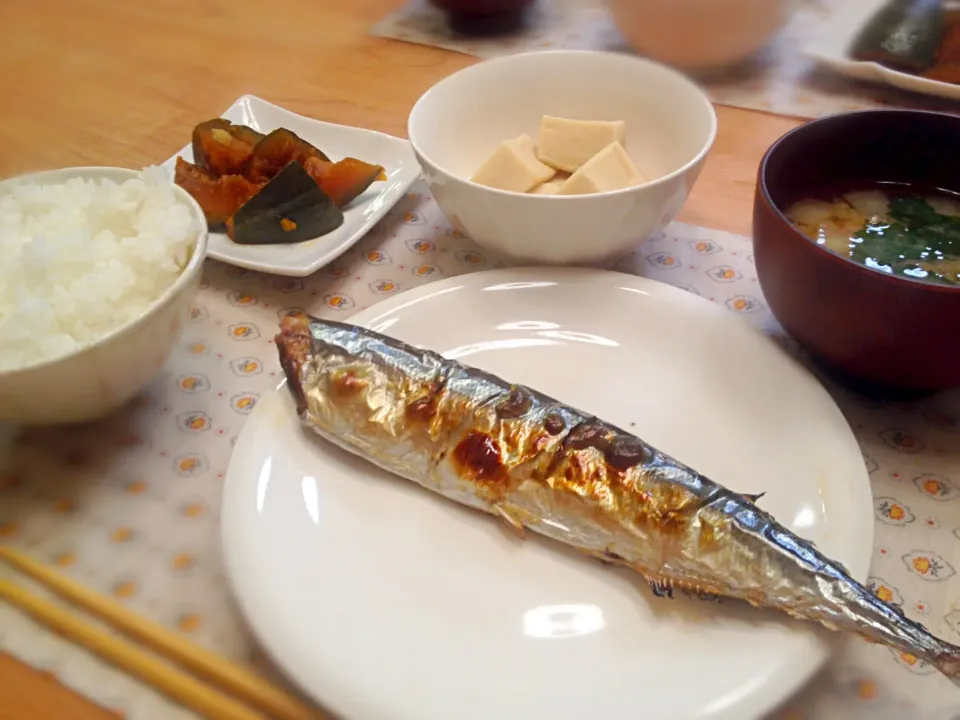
[753,110,960,393]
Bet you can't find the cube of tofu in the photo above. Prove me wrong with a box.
[557,142,644,196]
[530,172,570,195]
[532,181,562,195]
[470,134,555,193]
[537,116,627,173]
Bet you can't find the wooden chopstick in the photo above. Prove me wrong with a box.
[0,547,324,720]
[0,579,263,720]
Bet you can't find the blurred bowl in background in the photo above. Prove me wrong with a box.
[608,0,790,71]
[430,0,535,34]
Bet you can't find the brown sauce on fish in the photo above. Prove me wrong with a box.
[453,431,506,484]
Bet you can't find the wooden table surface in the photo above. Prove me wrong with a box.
[0,0,803,716]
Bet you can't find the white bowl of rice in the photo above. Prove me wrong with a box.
[0,166,208,425]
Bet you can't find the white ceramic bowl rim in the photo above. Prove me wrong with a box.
[0,166,209,377]
[408,50,718,201]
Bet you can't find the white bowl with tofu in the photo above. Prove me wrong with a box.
[407,50,717,265]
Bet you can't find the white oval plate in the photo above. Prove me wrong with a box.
[221,268,873,720]
[162,95,420,277]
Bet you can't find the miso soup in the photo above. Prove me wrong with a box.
[784,184,960,286]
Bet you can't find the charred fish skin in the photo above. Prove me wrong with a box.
[276,312,960,679]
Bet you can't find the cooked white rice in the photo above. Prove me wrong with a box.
[0,167,200,372]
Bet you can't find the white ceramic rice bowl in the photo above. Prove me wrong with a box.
[0,166,208,425]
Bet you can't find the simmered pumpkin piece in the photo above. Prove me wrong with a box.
[244,128,331,183]
[192,119,264,176]
[228,123,266,147]
[849,0,943,73]
[173,156,263,227]
[304,156,386,207]
[226,161,344,245]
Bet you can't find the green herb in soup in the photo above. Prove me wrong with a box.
[785,189,960,286]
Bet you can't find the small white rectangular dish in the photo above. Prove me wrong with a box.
[162,95,420,277]
[803,0,960,102]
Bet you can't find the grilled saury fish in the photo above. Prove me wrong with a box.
[277,312,960,678]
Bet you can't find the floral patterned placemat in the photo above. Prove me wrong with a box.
[2,181,960,719]
[370,0,959,119]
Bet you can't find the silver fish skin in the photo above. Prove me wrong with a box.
[277,312,960,679]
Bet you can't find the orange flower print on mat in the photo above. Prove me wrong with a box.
[874,497,915,526]
[229,357,262,376]
[171,553,196,572]
[689,240,722,255]
[369,280,399,294]
[725,296,764,313]
[186,342,209,356]
[227,292,257,307]
[324,293,355,311]
[112,580,138,600]
[855,679,878,701]
[323,293,356,310]
[126,480,148,495]
[406,239,434,254]
[177,374,210,394]
[177,412,212,433]
[402,211,425,225]
[902,551,955,580]
[177,612,203,633]
[276,307,306,322]
[456,250,488,267]
[706,266,742,282]
[228,323,261,341]
[867,577,903,606]
[879,428,925,453]
[912,473,958,501]
[174,454,208,477]
[273,278,304,293]
[923,410,958,431]
[54,552,76,567]
[180,500,207,518]
[364,250,391,266]
[231,394,259,415]
[446,227,464,239]
[646,252,679,269]
[890,648,936,674]
[412,264,441,278]
[110,527,135,543]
